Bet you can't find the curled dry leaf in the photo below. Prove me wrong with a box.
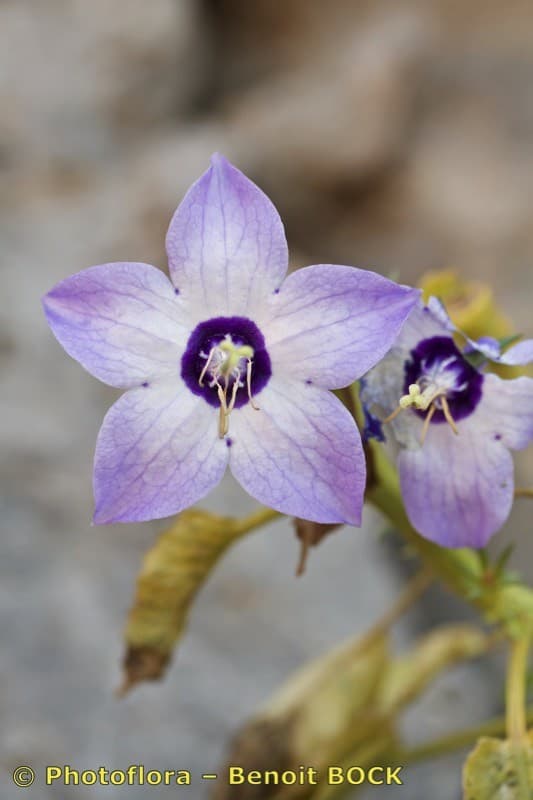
[118,508,276,695]
[212,624,492,800]
[212,629,391,800]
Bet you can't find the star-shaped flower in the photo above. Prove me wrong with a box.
[43,155,418,525]
[361,299,533,548]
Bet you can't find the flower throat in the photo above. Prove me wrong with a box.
[384,336,483,444]
[181,316,272,438]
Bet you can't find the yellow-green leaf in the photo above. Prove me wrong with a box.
[119,507,278,694]
[212,631,391,800]
[463,735,533,799]
[212,623,493,799]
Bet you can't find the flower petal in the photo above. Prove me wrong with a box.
[93,380,228,523]
[426,296,457,332]
[261,265,420,388]
[360,300,465,448]
[228,380,365,524]
[165,154,288,318]
[498,339,533,366]
[455,320,533,366]
[360,346,421,448]
[465,335,501,361]
[474,373,533,451]
[43,262,189,388]
[399,420,514,549]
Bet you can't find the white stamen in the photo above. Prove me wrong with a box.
[246,359,260,410]
[441,395,459,435]
[420,404,436,445]
[384,377,460,444]
[226,373,241,415]
[198,346,217,387]
[197,335,259,437]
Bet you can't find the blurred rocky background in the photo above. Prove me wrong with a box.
[1,1,533,798]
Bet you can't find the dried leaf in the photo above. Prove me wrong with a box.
[119,508,277,694]
[463,734,533,799]
[212,631,391,799]
[293,519,342,576]
[212,624,492,800]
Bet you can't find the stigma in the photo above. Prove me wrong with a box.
[198,334,259,438]
[384,380,459,444]
[378,335,488,445]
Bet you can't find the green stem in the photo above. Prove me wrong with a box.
[343,566,433,657]
[366,442,533,637]
[399,707,533,765]
[232,507,281,540]
[506,636,531,743]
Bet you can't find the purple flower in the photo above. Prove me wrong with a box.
[362,300,533,548]
[43,155,418,525]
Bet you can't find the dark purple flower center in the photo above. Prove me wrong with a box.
[181,316,271,408]
[403,336,483,424]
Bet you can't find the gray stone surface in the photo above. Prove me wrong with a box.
[0,485,499,800]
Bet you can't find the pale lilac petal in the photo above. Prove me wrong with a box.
[93,380,228,523]
[361,300,447,405]
[43,263,190,388]
[474,373,533,450]
[465,335,501,361]
[360,300,472,448]
[399,420,514,549]
[360,348,421,448]
[461,331,533,366]
[399,299,455,347]
[165,154,288,319]
[464,335,533,365]
[260,265,420,388]
[424,295,533,367]
[360,382,386,443]
[426,296,457,332]
[499,339,533,365]
[228,379,365,524]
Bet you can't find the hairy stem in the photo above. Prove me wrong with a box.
[366,441,533,637]
[506,635,531,743]
[398,707,533,765]
[367,566,433,638]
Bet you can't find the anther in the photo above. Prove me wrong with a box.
[383,380,459,445]
[384,384,423,422]
[199,336,260,437]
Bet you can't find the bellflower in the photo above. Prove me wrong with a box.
[43,155,418,525]
[361,299,533,548]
